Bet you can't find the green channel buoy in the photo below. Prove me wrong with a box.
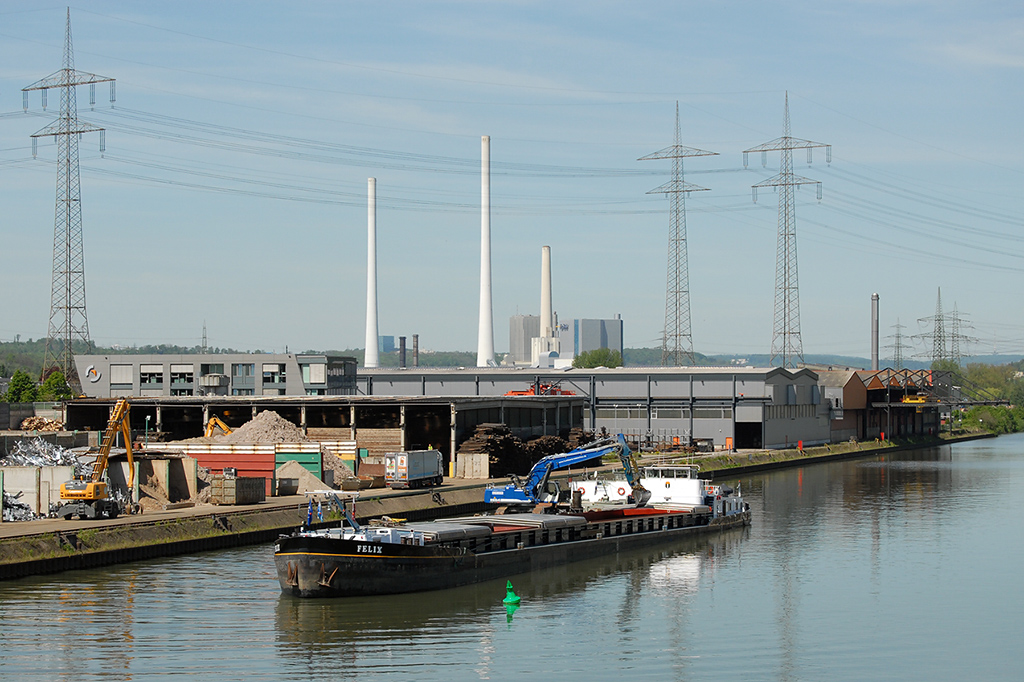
[502,580,520,605]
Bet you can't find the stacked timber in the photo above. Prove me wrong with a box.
[19,416,63,431]
[459,425,603,477]
[458,424,529,476]
[566,427,593,450]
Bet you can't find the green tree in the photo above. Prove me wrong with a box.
[573,348,623,369]
[39,370,74,401]
[5,370,38,403]
[1008,380,1024,407]
[963,405,1022,434]
[931,359,959,373]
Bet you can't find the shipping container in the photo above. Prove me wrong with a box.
[274,442,322,479]
[159,443,276,496]
[210,475,266,505]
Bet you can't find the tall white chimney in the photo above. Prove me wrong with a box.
[364,178,379,368]
[871,293,879,370]
[540,245,553,338]
[477,135,495,367]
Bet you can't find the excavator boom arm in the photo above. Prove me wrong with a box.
[523,438,618,498]
[89,398,134,494]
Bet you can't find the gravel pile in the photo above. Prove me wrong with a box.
[322,450,358,485]
[222,411,308,444]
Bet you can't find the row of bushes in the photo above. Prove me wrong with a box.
[957,405,1024,435]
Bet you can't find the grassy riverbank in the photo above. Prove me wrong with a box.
[0,506,308,567]
[634,430,993,478]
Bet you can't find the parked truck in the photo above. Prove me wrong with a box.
[384,449,444,489]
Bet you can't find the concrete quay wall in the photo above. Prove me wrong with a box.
[0,487,488,581]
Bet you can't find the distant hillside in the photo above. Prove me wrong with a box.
[2,339,1019,379]
[325,349,483,368]
[711,353,873,369]
[623,348,714,367]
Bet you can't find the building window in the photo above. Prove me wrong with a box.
[231,388,254,396]
[595,406,647,420]
[170,364,194,386]
[653,408,685,420]
[262,363,286,384]
[201,363,224,376]
[109,364,133,385]
[232,363,254,378]
[301,363,326,385]
[140,364,164,386]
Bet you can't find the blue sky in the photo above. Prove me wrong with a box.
[1,1,1022,360]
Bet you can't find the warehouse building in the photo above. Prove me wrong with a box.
[360,365,829,450]
[70,360,831,461]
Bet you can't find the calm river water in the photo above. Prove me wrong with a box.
[2,434,1022,681]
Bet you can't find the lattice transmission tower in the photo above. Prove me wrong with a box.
[915,287,949,364]
[948,302,976,367]
[744,93,830,368]
[915,289,974,366]
[930,288,946,364]
[639,102,717,366]
[886,319,907,371]
[23,9,115,390]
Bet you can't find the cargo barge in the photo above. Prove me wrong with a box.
[275,499,750,598]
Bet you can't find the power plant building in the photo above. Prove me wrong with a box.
[508,315,541,365]
[561,317,624,358]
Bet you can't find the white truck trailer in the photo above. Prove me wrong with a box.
[384,450,444,489]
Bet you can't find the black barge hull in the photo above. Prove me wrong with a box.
[275,510,750,598]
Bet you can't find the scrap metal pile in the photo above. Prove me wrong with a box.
[3,490,36,521]
[1,438,85,476]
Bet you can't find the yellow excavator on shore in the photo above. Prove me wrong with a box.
[57,398,136,520]
[204,416,233,438]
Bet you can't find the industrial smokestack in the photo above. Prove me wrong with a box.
[364,178,379,369]
[413,334,419,367]
[540,245,553,338]
[399,336,407,368]
[476,135,495,367]
[871,293,879,370]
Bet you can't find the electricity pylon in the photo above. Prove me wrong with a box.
[886,319,907,371]
[914,287,948,364]
[23,9,115,391]
[639,102,717,366]
[744,93,830,368]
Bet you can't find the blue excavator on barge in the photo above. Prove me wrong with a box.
[483,434,651,508]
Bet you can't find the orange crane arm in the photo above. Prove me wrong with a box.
[89,398,135,493]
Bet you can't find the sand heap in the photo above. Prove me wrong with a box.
[221,410,308,444]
